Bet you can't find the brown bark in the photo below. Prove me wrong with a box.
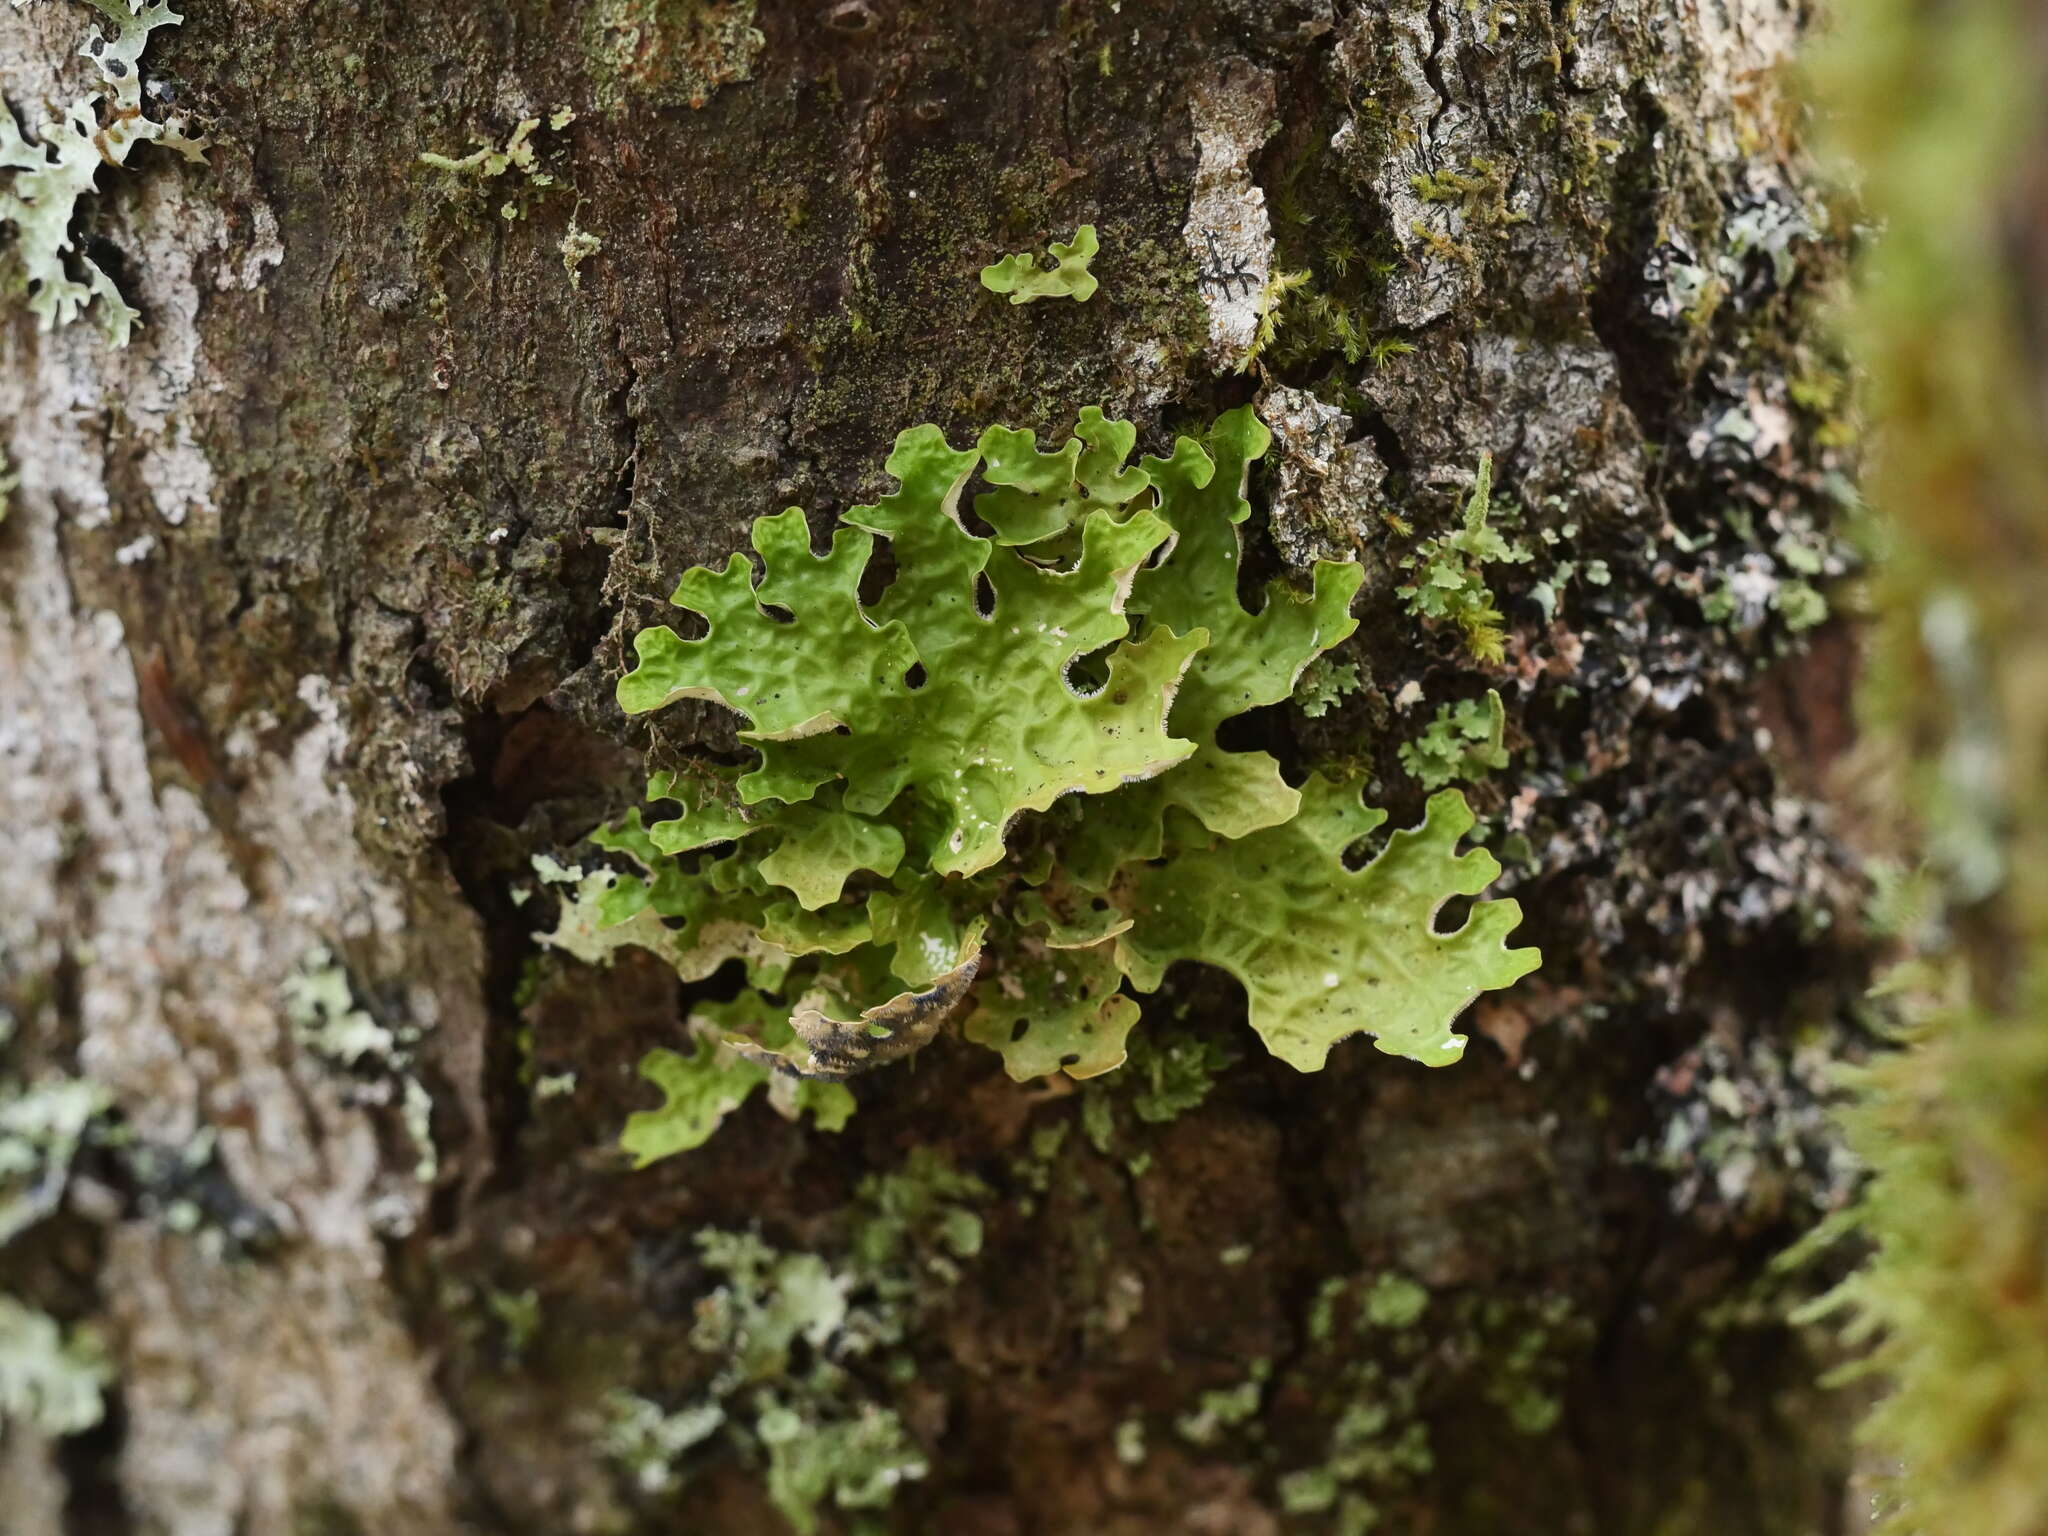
[1,2,1868,1532]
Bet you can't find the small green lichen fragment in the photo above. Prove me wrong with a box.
[602,1391,725,1494]
[559,216,603,287]
[1395,454,1532,664]
[0,0,207,346]
[979,224,1100,304]
[1117,780,1540,1070]
[1362,1272,1430,1330]
[621,993,855,1165]
[0,1295,112,1436]
[758,1399,925,1530]
[1175,1358,1270,1447]
[1116,1416,1147,1465]
[1294,655,1363,719]
[1398,689,1508,791]
[420,116,549,177]
[283,946,398,1068]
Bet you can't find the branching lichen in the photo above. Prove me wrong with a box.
[599,1151,985,1530]
[418,106,575,223]
[1394,453,1531,664]
[0,0,207,345]
[1398,689,1508,791]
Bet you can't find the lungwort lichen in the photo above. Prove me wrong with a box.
[0,0,207,346]
[546,407,1538,1159]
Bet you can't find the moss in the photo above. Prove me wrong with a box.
[1790,3,2048,1526]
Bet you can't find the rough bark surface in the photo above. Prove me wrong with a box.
[1,2,1866,1533]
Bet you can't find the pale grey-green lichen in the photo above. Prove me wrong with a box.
[0,1005,112,1246]
[0,1294,112,1436]
[1,0,207,345]
[281,947,438,1184]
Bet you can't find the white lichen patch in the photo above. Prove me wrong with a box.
[1182,60,1277,370]
[0,0,207,345]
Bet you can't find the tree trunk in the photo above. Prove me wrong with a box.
[0,2,1868,1533]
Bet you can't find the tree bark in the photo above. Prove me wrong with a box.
[0,2,1868,1533]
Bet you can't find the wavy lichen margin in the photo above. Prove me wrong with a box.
[1,0,208,345]
[545,407,1537,1161]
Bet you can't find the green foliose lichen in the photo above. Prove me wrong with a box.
[619,991,855,1166]
[1398,689,1507,792]
[547,407,1537,1159]
[598,1150,986,1531]
[979,225,1100,304]
[1394,454,1532,664]
[0,0,207,345]
[0,1295,112,1437]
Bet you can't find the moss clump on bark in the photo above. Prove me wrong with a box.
[1800,2,2048,1530]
